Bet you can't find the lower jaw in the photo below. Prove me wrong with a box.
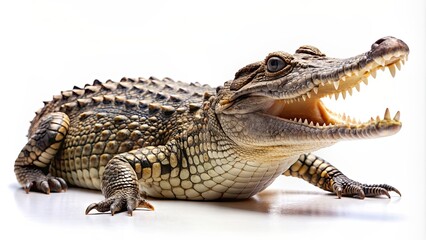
[264,98,402,134]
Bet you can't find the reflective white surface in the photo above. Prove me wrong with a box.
[0,0,425,239]
[3,176,422,239]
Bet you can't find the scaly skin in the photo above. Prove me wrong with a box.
[14,36,408,216]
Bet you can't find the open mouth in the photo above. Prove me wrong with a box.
[264,51,408,128]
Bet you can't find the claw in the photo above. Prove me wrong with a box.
[393,188,402,197]
[57,178,68,192]
[48,178,62,192]
[383,190,391,199]
[127,208,133,216]
[383,184,401,197]
[85,203,98,215]
[24,182,33,193]
[126,198,136,216]
[39,181,50,194]
[86,197,153,216]
[139,200,155,211]
[110,199,123,216]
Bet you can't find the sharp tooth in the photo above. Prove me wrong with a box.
[383,54,392,61]
[313,87,319,94]
[294,118,298,122]
[354,70,362,76]
[316,122,320,127]
[370,117,375,122]
[302,95,307,101]
[303,119,309,125]
[333,80,339,90]
[306,91,311,98]
[341,76,346,81]
[320,81,326,86]
[309,121,314,126]
[334,92,339,100]
[376,116,381,121]
[342,90,346,100]
[298,118,303,123]
[388,64,396,78]
[328,94,333,99]
[401,59,406,65]
[395,60,402,70]
[370,69,377,78]
[347,88,353,96]
[345,72,353,77]
[355,84,361,92]
[322,123,327,127]
[384,108,391,120]
[374,57,386,66]
[362,77,368,85]
[313,79,321,85]
[394,111,401,121]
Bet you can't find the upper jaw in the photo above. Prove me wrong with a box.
[228,37,409,102]
[301,36,409,102]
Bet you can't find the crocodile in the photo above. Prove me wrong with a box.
[14,36,409,216]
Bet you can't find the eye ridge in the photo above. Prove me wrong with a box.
[267,56,286,72]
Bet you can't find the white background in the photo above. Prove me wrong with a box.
[0,0,425,239]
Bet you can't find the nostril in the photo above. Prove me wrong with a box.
[371,36,395,49]
[375,37,391,45]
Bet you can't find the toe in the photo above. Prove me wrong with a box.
[332,183,343,199]
[24,181,33,193]
[110,199,124,216]
[48,178,62,192]
[38,181,50,194]
[57,178,68,192]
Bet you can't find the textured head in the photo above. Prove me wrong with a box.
[214,37,409,154]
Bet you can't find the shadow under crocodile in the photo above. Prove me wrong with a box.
[12,182,402,221]
[207,189,401,221]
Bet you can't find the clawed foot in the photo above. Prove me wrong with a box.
[24,175,68,194]
[85,195,154,216]
[332,174,401,199]
[17,167,67,194]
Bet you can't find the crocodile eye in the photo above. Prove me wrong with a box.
[267,57,286,72]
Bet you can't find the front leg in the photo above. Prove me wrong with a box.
[14,112,69,194]
[85,143,176,216]
[284,153,401,199]
[85,156,154,216]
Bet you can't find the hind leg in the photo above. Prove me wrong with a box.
[14,112,69,194]
[284,153,400,198]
